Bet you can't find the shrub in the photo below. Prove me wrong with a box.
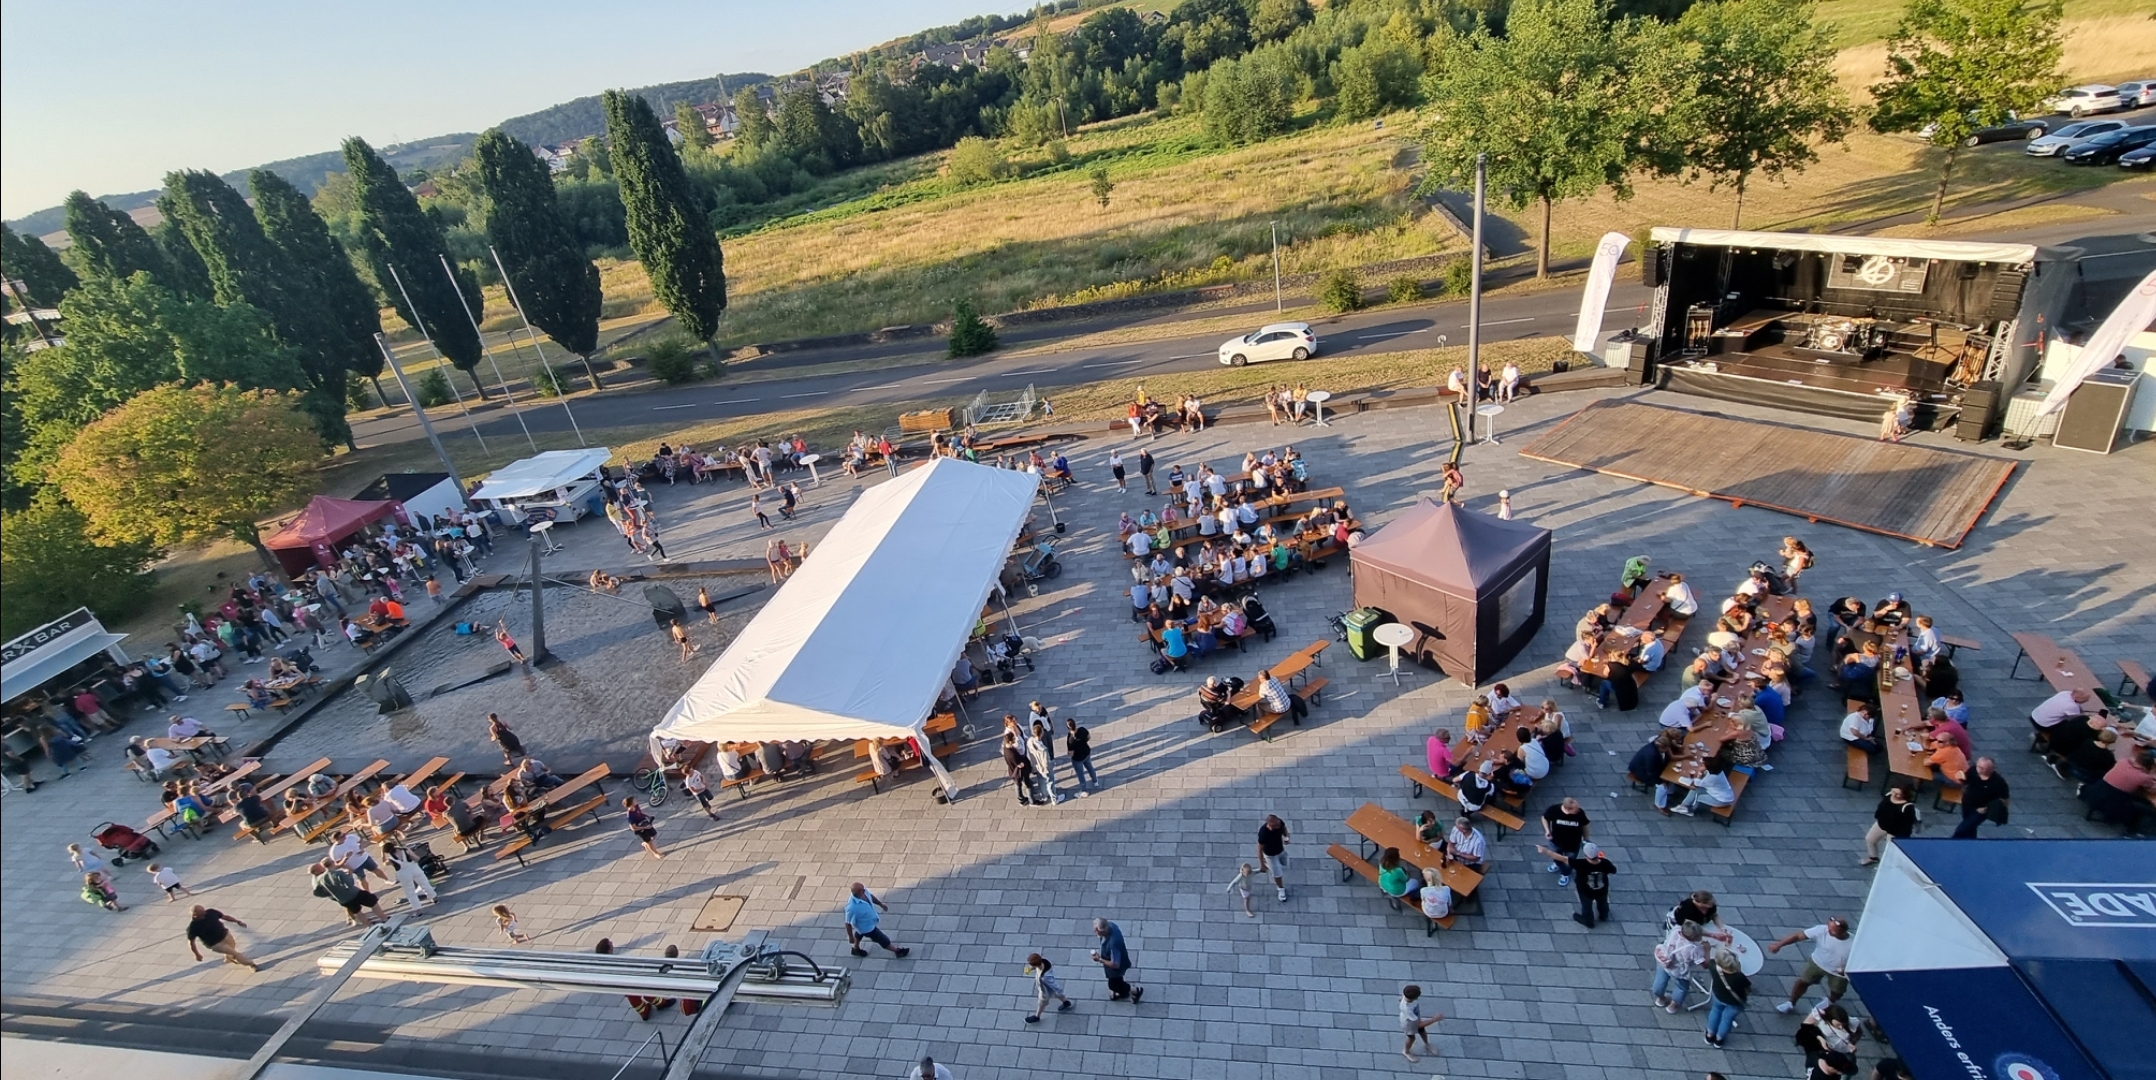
[416,369,454,408]
[1089,164,1115,208]
[948,300,999,358]
[947,137,1011,186]
[1386,276,1424,304]
[344,370,377,410]
[1438,258,1474,297]
[1044,139,1072,166]
[1317,269,1364,313]
[530,365,567,398]
[645,338,703,385]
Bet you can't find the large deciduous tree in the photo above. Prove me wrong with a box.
[1418,0,1645,278]
[1654,0,1854,227]
[1,495,159,640]
[53,384,325,571]
[1869,0,2065,222]
[161,169,355,447]
[342,136,490,395]
[472,129,607,388]
[62,191,176,287]
[4,274,303,493]
[604,90,728,359]
[0,224,79,307]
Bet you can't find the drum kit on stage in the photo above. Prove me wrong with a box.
[1802,318,1879,360]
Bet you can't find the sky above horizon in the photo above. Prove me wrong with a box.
[1,0,1014,220]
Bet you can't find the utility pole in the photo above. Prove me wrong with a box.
[487,245,588,446]
[1466,153,1486,444]
[1271,222,1283,314]
[376,333,469,498]
[2,278,57,349]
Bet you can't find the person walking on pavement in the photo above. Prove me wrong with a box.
[1107,450,1127,493]
[1541,796,1591,884]
[1861,784,1918,865]
[1002,732,1036,806]
[1537,841,1618,927]
[908,1057,953,1080]
[1136,449,1157,495]
[1026,720,1062,805]
[846,882,911,958]
[1091,917,1142,1002]
[1768,916,1854,1013]
[1023,952,1075,1023]
[487,713,525,767]
[1065,717,1098,794]
[1399,984,1444,1063]
[1257,814,1291,901]
[184,905,259,970]
[310,861,386,927]
[1703,951,1750,1047]
[622,797,664,859]
[1951,757,2010,838]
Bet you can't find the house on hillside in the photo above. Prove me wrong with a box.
[534,143,576,172]
[815,72,851,105]
[917,39,994,70]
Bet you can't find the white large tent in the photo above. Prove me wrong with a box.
[650,458,1040,799]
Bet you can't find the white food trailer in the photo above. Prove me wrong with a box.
[468,448,613,525]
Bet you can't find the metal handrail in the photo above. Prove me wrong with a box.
[606,1026,669,1080]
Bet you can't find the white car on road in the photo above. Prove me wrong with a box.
[1218,322,1318,366]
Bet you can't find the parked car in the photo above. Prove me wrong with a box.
[1957,114,2052,145]
[2114,79,2156,108]
[2119,143,2156,170]
[2026,119,2128,157]
[1217,322,1318,366]
[2044,85,2123,117]
[2063,125,2156,164]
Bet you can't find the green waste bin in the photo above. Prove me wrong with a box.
[1342,607,1389,662]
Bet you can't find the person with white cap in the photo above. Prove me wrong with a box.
[1536,841,1618,927]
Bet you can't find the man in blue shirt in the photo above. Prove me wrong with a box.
[844,883,910,959]
[1749,674,1785,728]
[1092,918,1143,1003]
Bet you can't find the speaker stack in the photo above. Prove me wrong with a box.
[1956,380,2002,443]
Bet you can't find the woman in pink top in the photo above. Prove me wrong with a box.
[1426,729,1456,780]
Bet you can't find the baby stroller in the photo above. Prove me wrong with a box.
[405,839,453,881]
[1242,596,1278,642]
[92,822,161,866]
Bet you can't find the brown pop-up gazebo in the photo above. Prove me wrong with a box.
[1350,499,1551,686]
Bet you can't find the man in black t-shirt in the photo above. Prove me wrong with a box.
[1535,841,1617,927]
[1256,815,1290,902]
[1541,797,1591,885]
[185,906,258,970]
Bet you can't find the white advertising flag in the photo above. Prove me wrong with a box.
[1572,231,1635,353]
[2036,268,2156,417]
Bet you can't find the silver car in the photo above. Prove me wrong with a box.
[2026,119,2127,156]
[2115,80,2156,108]
[1217,322,1318,366]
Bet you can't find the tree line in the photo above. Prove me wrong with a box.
[0,0,2070,636]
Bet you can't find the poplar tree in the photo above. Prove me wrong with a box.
[472,129,606,388]
[62,191,174,286]
[674,101,715,151]
[604,90,727,359]
[251,170,385,398]
[342,136,489,395]
[162,169,354,447]
[0,224,79,307]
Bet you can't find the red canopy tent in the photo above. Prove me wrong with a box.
[263,496,404,577]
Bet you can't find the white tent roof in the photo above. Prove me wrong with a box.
[469,448,612,502]
[652,458,1038,747]
[2,609,128,705]
[1848,842,2010,974]
[1650,227,2040,266]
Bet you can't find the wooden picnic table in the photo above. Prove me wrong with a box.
[1226,640,1329,710]
[2009,633,2106,695]
[1343,803,1483,900]
[219,757,332,823]
[395,756,451,792]
[1874,628,1934,784]
[145,736,223,760]
[290,759,393,841]
[198,759,263,798]
[1451,705,1544,776]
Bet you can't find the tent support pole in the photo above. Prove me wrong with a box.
[921,744,960,803]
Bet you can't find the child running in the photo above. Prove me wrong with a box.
[492,904,531,944]
[1224,863,1256,917]
[1023,953,1074,1023]
[1400,984,1444,1062]
[148,862,192,902]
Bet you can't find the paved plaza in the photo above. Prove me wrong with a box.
[3,383,2150,1080]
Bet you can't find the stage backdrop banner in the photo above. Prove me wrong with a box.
[2036,267,2156,417]
[1572,232,1634,352]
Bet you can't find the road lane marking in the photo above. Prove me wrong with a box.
[712,398,760,405]
[923,376,972,384]
[781,391,832,399]
[1082,359,1153,368]
[1167,352,1211,360]
[854,383,906,390]
[1356,329,1430,339]
[1458,317,1536,328]
[1003,369,1057,376]
[652,403,698,410]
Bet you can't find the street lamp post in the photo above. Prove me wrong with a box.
[1271,222,1283,314]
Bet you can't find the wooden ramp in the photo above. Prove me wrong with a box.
[1519,401,2015,548]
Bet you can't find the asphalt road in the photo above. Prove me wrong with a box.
[352,279,1655,446]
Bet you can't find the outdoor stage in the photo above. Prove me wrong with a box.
[1519,401,2018,548]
